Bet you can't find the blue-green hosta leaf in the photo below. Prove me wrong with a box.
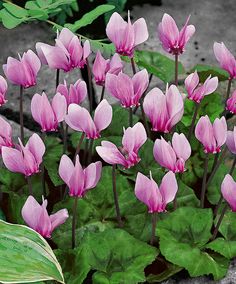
[56,229,158,284]
[0,220,64,283]
[134,50,185,83]
[157,207,229,280]
[65,4,115,32]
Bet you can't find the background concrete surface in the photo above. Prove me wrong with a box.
[0,0,236,282]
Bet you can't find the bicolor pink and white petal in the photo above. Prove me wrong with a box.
[59,154,102,197]
[195,115,227,153]
[36,28,91,72]
[135,171,178,213]
[3,50,41,88]
[65,99,112,139]
[22,196,68,238]
[143,85,184,133]
[185,71,218,103]
[96,122,147,168]
[31,92,67,132]
[2,133,45,176]
[221,174,236,212]
[158,14,195,55]
[106,12,148,57]
[106,69,149,108]
[153,133,191,173]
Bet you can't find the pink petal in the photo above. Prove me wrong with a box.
[57,28,74,49]
[51,93,67,123]
[94,99,112,132]
[172,133,191,161]
[92,50,108,84]
[22,196,42,230]
[108,53,123,74]
[83,40,91,60]
[3,57,26,86]
[96,142,126,167]
[153,137,176,171]
[84,161,102,190]
[185,71,199,96]
[22,50,41,77]
[226,129,236,154]
[133,18,149,46]
[132,69,149,104]
[25,133,45,166]
[2,147,25,175]
[50,209,69,232]
[221,174,236,211]
[122,127,135,153]
[160,13,179,46]
[68,155,85,196]
[106,12,127,46]
[203,76,218,96]
[213,117,227,148]
[59,154,75,186]
[66,104,96,137]
[195,115,215,152]
[132,122,147,152]
[159,171,178,204]
[166,85,184,131]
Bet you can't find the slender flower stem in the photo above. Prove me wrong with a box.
[130,57,136,75]
[72,197,78,249]
[211,153,219,173]
[41,132,46,196]
[200,153,209,208]
[225,78,232,101]
[140,101,151,138]
[150,212,157,246]
[99,86,105,103]
[86,58,93,114]
[74,132,85,162]
[211,204,228,241]
[112,165,123,227]
[175,54,178,86]
[27,176,33,196]
[129,107,133,127]
[63,124,68,153]
[87,139,94,165]
[83,139,89,165]
[56,69,60,89]
[187,103,200,141]
[19,86,24,142]
[214,156,236,217]
[206,148,228,187]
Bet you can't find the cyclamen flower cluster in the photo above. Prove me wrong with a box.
[1,10,236,249]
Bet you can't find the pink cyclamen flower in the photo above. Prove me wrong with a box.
[106,11,148,57]
[0,116,13,152]
[36,28,91,72]
[3,50,41,88]
[65,99,112,139]
[92,51,123,86]
[143,85,184,133]
[213,42,236,79]
[221,174,236,212]
[22,195,68,238]
[31,92,67,132]
[2,133,45,176]
[195,115,227,154]
[158,13,195,55]
[226,127,236,154]
[59,155,102,197]
[0,75,7,105]
[96,122,147,168]
[106,69,149,108]
[135,171,178,213]
[185,71,218,103]
[226,90,236,114]
[153,133,191,173]
[56,79,87,107]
